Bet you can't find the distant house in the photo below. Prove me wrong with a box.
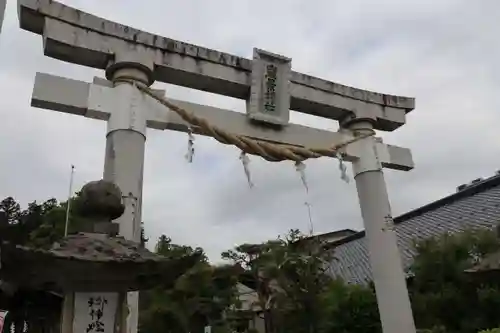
[301,228,358,244]
[233,283,266,333]
[327,171,500,284]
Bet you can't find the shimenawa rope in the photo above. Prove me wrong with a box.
[113,77,375,162]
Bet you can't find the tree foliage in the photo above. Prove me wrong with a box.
[139,235,240,333]
[316,227,500,333]
[219,226,500,333]
[222,229,339,333]
[322,279,381,333]
[0,195,148,247]
[5,192,500,333]
[410,228,500,333]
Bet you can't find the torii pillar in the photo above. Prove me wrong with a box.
[344,118,416,333]
[102,53,153,332]
[17,1,417,332]
[0,0,6,35]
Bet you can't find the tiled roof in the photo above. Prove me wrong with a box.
[327,174,500,284]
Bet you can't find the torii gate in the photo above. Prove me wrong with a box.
[18,1,417,333]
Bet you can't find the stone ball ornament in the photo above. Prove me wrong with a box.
[78,180,125,221]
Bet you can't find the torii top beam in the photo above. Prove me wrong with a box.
[18,0,415,132]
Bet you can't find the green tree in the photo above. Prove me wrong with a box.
[410,228,500,333]
[139,235,240,333]
[222,240,279,333]
[322,279,380,333]
[269,230,335,333]
[223,229,335,333]
[0,195,149,248]
[0,196,62,246]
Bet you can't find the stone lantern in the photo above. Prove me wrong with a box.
[0,180,201,333]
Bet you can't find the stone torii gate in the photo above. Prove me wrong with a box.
[18,1,417,333]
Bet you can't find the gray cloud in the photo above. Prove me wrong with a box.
[1,0,499,261]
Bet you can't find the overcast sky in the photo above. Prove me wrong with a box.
[0,0,499,261]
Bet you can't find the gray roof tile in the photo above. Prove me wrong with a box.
[327,175,500,284]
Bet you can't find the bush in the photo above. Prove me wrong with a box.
[417,326,447,333]
[322,279,381,333]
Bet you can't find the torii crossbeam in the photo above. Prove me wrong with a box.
[32,73,413,170]
[18,1,418,333]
